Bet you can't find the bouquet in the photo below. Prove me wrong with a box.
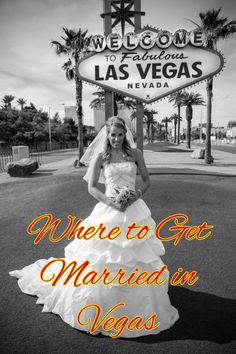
[111,186,136,209]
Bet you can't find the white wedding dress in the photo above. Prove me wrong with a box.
[9,161,179,338]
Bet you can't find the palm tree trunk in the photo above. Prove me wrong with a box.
[205,77,213,164]
[136,101,144,152]
[174,121,177,143]
[186,119,192,148]
[147,122,151,143]
[114,95,118,115]
[186,105,192,149]
[177,105,181,144]
[151,124,154,142]
[75,76,84,165]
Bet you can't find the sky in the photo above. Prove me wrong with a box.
[0,0,236,129]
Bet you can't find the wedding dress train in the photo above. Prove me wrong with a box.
[9,161,179,338]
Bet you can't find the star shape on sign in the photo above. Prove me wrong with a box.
[101,0,145,36]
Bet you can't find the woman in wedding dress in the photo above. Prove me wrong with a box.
[9,116,179,338]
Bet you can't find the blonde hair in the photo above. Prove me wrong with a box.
[102,116,134,164]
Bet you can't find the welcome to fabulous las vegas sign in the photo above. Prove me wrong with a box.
[77,27,225,104]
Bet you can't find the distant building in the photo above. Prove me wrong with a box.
[65,104,145,137]
[64,106,77,123]
[92,103,133,132]
[92,104,105,132]
[116,104,133,131]
[227,127,236,139]
[198,123,222,133]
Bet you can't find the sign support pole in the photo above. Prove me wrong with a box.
[136,101,144,152]
[101,0,145,149]
[103,0,114,121]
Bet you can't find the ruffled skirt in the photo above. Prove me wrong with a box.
[9,199,179,338]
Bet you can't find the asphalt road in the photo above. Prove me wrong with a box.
[36,142,236,168]
[1,168,236,353]
[34,148,78,165]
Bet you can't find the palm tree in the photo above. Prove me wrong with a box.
[179,92,205,149]
[143,108,158,143]
[228,120,236,128]
[161,117,172,142]
[189,8,236,163]
[131,107,158,143]
[170,113,179,143]
[51,27,91,165]
[150,117,158,142]
[2,95,15,109]
[90,89,105,110]
[156,122,165,141]
[169,90,185,144]
[90,88,136,114]
[17,98,26,110]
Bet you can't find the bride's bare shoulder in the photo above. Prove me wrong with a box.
[131,148,142,162]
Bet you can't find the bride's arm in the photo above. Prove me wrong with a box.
[88,153,122,210]
[134,148,150,196]
[88,153,111,205]
[124,149,150,209]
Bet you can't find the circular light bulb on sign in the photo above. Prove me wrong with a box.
[156,30,172,49]
[189,29,206,46]
[139,31,156,50]
[107,33,122,51]
[90,35,106,52]
[172,29,189,48]
[123,32,139,50]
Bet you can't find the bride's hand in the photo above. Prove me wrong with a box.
[125,195,137,208]
[125,190,142,208]
[108,199,126,212]
[108,189,142,212]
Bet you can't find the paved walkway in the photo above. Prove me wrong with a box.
[144,143,236,176]
[0,143,235,184]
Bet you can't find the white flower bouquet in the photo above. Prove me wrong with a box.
[111,186,136,209]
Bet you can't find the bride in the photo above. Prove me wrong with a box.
[9,116,179,338]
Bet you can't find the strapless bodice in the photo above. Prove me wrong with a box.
[104,161,137,197]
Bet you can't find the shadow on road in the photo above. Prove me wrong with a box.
[29,171,56,177]
[128,286,236,345]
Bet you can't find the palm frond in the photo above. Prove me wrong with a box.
[65,68,75,81]
[62,59,73,71]
[179,92,205,106]
[186,18,201,29]
[50,40,68,55]
[192,7,236,48]
[90,97,105,108]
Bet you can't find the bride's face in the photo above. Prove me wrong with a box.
[108,126,125,149]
